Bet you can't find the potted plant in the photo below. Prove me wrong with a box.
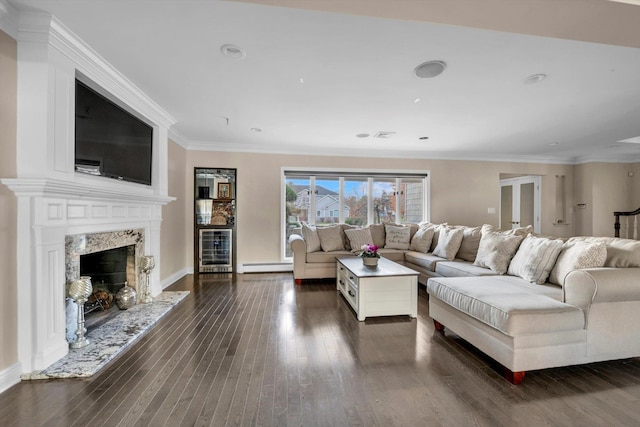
[359,243,380,267]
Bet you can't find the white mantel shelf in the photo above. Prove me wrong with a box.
[2,178,175,205]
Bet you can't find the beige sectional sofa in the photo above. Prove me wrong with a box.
[289,222,640,383]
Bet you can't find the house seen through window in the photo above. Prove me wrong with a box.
[283,170,429,258]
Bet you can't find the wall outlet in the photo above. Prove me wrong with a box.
[487,207,496,214]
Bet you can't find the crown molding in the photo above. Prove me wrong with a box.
[17,11,176,130]
[0,0,18,38]
[168,128,190,149]
[185,139,583,164]
[574,153,640,164]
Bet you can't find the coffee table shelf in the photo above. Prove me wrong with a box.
[336,257,418,321]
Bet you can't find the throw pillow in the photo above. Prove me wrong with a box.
[567,236,640,268]
[341,224,357,251]
[301,222,321,253]
[317,224,345,252]
[548,241,607,285]
[429,223,449,252]
[507,234,564,285]
[473,225,525,274]
[432,226,465,261]
[409,224,435,253]
[344,228,375,254]
[368,223,386,248]
[384,224,411,250]
[456,226,483,262]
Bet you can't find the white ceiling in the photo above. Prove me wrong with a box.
[9,0,640,163]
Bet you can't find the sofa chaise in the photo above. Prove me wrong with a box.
[289,221,640,383]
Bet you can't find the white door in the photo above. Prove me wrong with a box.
[500,176,541,233]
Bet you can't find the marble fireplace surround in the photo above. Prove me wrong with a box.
[66,229,145,296]
[65,229,145,340]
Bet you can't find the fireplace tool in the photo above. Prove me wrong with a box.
[68,276,93,349]
[139,255,155,304]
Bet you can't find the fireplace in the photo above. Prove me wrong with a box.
[65,229,144,341]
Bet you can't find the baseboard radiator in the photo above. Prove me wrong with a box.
[240,262,293,273]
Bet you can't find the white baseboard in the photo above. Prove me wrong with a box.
[0,362,21,395]
[240,262,293,273]
[161,268,189,289]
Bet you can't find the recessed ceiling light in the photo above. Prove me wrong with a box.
[250,127,262,132]
[356,133,370,138]
[524,74,547,84]
[220,44,246,59]
[548,141,559,146]
[413,98,421,103]
[414,60,447,79]
[374,131,396,139]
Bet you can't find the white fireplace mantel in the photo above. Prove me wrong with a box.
[4,11,177,375]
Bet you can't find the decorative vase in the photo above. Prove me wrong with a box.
[139,255,155,304]
[115,282,137,309]
[362,257,379,267]
[68,276,93,349]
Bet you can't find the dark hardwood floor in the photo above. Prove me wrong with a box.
[2,273,640,426]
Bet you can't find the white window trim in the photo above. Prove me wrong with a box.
[281,167,430,262]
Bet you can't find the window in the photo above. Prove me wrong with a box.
[283,169,429,259]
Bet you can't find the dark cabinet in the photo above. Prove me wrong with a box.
[194,168,236,273]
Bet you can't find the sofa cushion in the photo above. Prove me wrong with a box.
[306,250,354,263]
[567,236,640,268]
[404,251,446,272]
[427,276,584,336]
[508,234,564,285]
[435,260,500,277]
[409,224,435,253]
[377,249,405,263]
[455,226,483,262]
[344,228,374,254]
[549,241,607,285]
[384,224,411,250]
[301,222,321,253]
[368,224,386,248]
[433,226,464,261]
[473,225,525,274]
[317,224,345,252]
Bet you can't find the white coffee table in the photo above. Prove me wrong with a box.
[336,257,418,321]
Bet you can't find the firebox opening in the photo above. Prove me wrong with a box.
[79,244,136,329]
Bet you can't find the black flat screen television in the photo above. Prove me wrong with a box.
[75,79,153,186]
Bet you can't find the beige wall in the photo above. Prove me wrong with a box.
[160,139,188,282]
[0,30,18,373]
[185,150,578,268]
[574,162,636,237]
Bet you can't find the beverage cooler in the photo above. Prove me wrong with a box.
[198,228,233,272]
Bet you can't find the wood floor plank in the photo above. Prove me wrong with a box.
[3,273,640,427]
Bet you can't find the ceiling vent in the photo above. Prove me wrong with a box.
[414,60,447,79]
[374,131,396,139]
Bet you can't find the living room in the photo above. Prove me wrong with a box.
[1,0,640,423]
